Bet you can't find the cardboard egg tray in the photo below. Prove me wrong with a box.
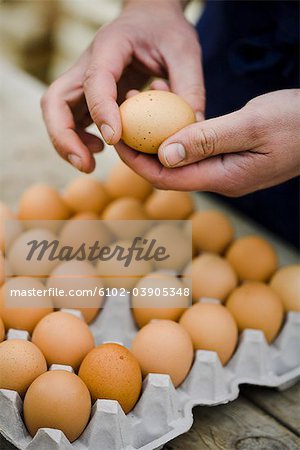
[1,295,300,450]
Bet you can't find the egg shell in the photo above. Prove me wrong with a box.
[184,253,238,302]
[270,264,300,312]
[132,272,189,328]
[131,320,194,387]
[226,235,278,282]
[59,218,113,251]
[226,282,284,343]
[179,302,238,365]
[0,339,47,397]
[145,190,194,220]
[71,212,100,220]
[7,228,59,277]
[18,184,70,222]
[0,317,5,342]
[64,177,110,214]
[0,202,24,254]
[0,251,5,286]
[97,240,153,290]
[0,278,53,333]
[23,370,91,443]
[46,260,104,323]
[120,90,195,153]
[144,224,191,272]
[102,197,149,240]
[32,311,94,370]
[189,210,234,254]
[79,343,142,414]
[105,162,153,201]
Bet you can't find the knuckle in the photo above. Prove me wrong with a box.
[188,127,218,158]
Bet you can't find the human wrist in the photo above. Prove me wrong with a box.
[123,0,184,14]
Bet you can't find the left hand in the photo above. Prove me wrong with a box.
[115,89,300,196]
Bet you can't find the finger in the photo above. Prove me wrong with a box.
[164,33,205,119]
[83,38,132,145]
[157,107,259,168]
[149,79,170,91]
[41,88,97,173]
[126,89,140,99]
[77,129,104,153]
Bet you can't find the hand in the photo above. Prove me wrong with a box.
[115,89,300,196]
[41,0,204,173]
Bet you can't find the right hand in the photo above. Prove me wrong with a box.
[41,0,205,173]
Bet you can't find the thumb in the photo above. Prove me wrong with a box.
[158,107,256,168]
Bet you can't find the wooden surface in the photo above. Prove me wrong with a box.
[0,61,299,450]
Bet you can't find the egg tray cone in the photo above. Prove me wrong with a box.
[1,295,300,450]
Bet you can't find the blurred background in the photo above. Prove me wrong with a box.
[0,0,203,84]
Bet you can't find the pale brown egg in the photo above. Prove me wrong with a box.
[179,302,238,365]
[18,184,70,222]
[64,177,110,214]
[0,339,47,397]
[24,370,91,442]
[132,272,189,328]
[131,320,194,387]
[145,190,194,220]
[189,210,234,254]
[120,90,195,153]
[144,224,191,272]
[7,228,59,277]
[270,265,300,312]
[46,261,104,324]
[0,317,5,342]
[79,343,142,414]
[0,202,23,254]
[102,197,149,240]
[105,162,153,201]
[32,311,94,370]
[0,251,5,286]
[226,236,278,282]
[183,253,238,302]
[97,240,152,290]
[59,219,113,254]
[0,278,53,333]
[71,212,100,220]
[226,282,284,343]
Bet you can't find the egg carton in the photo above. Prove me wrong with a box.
[1,294,300,450]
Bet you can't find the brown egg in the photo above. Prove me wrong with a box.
[7,228,59,277]
[79,343,142,414]
[24,370,91,442]
[183,253,238,302]
[270,265,300,312]
[132,272,189,328]
[32,311,94,370]
[189,210,234,254]
[0,202,23,254]
[226,282,284,343]
[97,240,152,290]
[18,184,70,222]
[131,320,194,387]
[0,339,47,397]
[105,162,153,201]
[0,251,5,286]
[0,278,53,333]
[120,90,195,154]
[46,261,104,323]
[71,212,100,220]
[0,317,5,342]
[64,177,110,214]
[145,190,194,220]
[102,197,149,240]
[59,218,113,251]
[144,224,191,272]
[226,236,278,282]
[179,302,238,365]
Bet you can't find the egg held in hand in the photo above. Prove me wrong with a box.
[120,90,195,154]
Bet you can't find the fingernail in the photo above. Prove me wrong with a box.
[68,154,82,171]
[196,111,203,122]
[100,124,115,144]
[163,143,186,167]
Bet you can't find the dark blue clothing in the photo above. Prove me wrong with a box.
[196,1,300,249]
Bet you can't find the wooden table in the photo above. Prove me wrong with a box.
[0,62,299,450]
